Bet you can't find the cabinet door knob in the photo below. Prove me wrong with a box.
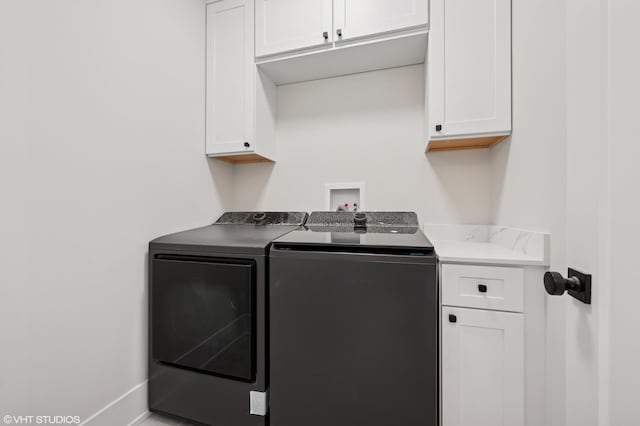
[449,314,457,323]
[336,28,343,37]
[478,284,488,293]
[244,142,250,148]
[323,31,328,40]
[436,124,443,132]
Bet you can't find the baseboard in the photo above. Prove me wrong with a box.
[127,411,150,426]
[81,381,148,426]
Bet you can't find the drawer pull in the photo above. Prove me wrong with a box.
[478,284,488,293]
[449,314,457,323]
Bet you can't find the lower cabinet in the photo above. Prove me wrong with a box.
[442,306,524,426]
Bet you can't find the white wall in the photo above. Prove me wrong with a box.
[232,65,494,225]
[490,0,567,425]
[0,0,232,421]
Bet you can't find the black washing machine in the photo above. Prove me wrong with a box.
[148,212,308,426]
[269,212,439,426]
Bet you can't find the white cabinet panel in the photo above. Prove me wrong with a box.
[442,264,524,312]
[206,0,253,155]
[334,0,428,41]
[207,0,276,161]
[255,0,332,57]
[442,307,524,426]
[428,0,511,141]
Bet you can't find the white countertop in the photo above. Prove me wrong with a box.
[422,224,550,267]
[431,239,547,266]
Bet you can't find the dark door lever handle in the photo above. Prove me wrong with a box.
[544,271,581,295]
[544,268,592,304]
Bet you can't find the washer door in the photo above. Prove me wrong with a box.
[151,255,255,381]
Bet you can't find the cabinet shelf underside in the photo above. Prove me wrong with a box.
[210,153,275,164]
[426,134,508,153]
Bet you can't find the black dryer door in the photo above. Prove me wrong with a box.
[151,255,255,381]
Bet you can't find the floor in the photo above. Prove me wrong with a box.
[135,413,194,426]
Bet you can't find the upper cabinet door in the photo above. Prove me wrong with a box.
[206,0,255,155]
[428,0,511,140]
[255,0,333,57]
[334,0,428,42]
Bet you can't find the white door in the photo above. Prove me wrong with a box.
[255,0,332,57]
[206,0,254,155]
[428,0,511,139]
[563,2,640,425]
[564,0,630,425]
[563,0,603,423]
[333,0,428,42]
[441,307,524,426]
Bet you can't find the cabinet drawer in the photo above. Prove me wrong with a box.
[441,264,524,313]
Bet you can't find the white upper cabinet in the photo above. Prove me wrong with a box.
[207,0,253,156]
[427,0,512,152]
[207,0,276,162]
[255,0,428,60]
[334,0,428,42]
[255,0,333,57]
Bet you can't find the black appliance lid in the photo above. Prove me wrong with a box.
[150,211,309,254]
[273,212,434,255]
[272,229,434,254]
